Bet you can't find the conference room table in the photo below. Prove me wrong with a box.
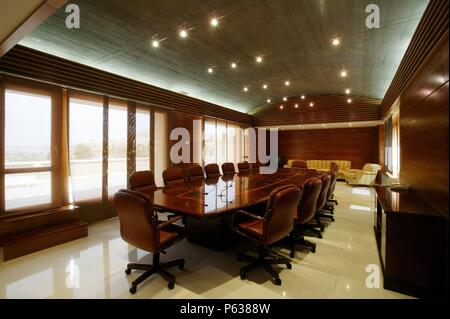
[147,168,318,250]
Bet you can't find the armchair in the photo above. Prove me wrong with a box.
[345,163,381,186]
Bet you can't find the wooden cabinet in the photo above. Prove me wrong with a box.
[374,186,448,298]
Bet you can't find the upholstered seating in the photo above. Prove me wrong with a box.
[204,164,221,179]
[185,164,205,182]
[237,162,252,173]
[291,160,308,168]
[162,167,185,186]
[344,163,382,186]
[284,159,351,180]
[129,171,157,194]
[221,162,236,175]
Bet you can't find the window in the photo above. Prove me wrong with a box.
[69,97,103,201]
[108,102,127,194]
[203,118,246,165]
[136,108,151,172]
[4,89,53,211]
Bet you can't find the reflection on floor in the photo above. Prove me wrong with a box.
[0,183,413,299]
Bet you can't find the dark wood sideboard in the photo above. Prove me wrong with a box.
[374,186,448,298]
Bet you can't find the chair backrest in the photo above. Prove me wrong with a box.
[291,160,308,168]
[162,167,185,186]
[330,162,339,173]
[296,177,322,224]
[204,164,221,179]
[237,162,251,173]
[316,173,331,210]
[222,162,236,175]
[362,163,382,173]
[113,189,159,252]
[129,171,157,194]
[326,169,338,201]
[263,185,302,245]
[186,164,204,182]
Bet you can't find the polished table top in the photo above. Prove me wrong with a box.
[148,168,318,219]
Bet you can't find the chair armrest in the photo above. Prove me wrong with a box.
[157,215,183,230]
[235,209,264,221]
[361,171,378,175]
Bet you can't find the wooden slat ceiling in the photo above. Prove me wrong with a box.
[250,94,381,126]
[381,0,449,116]
[0,45,253,125]
[17,0,428,113]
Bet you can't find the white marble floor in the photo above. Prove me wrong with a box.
[0,183,413,299]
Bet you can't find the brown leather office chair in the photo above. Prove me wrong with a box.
[324,167,339,212]
[237,162,252,173]
[129,171,157,194]
[162,167,185,186]
[204,163,221,179]
[315,173,334,227]
[222,162,236,175]
[291,160,308,169]
[185,164,205,182]
[232,184,302,285]
[327,162,339,206]
[113,189,185,294]
[289,177,322,257]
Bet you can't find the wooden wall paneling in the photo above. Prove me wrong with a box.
[277,127,379,169]
[0,46,254,126]
[381,0,449,116]
[251,95,381,126]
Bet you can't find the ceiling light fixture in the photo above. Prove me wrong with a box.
[285,81,290,86]
[340,70,348,77]
[256,56,263,63]
[210,17,219,27]
[262,84,268,89]
[347,98,352,103]
[283,97,288,102]
[295,104,299,108]
[243,87,248,92]
[279,105,284,110]
[179,29,188,38]
[301,95,305,100]
[309,102,314,107]
[151,40,159,48]
[267,99,271,103]
[208,67,214,74]
[332,38,340,46]
[231,62,237,69]
[345,88,351,94]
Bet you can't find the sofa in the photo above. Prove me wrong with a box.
[284,159,351,180]
[343,163,382,186]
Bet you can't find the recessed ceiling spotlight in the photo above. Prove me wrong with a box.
[267,99,271,103]
[283,97,288,102]
[243,87,248,92]
[347,98,352,103]
[294,104,299,108]
[309,102,314,107]
[340,70,348,77]
[151,40,159,48]
[208,67,214,74]
[301,95,306,100]
[262,84,268,89]
[231,62,237,69]
[210,17,219,27]
[285,81,290,86]
[256,56,263,63]
[279,105,284,110]
[332,38,341,46]
[345,88,351,94]
[179,29,188,38]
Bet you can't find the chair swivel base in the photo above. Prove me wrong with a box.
[289,236,316,258]
[125,252,185,294]
[237,246,291,286]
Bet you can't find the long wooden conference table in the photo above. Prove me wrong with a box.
[146,168,318,249]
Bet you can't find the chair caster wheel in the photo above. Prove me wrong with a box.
[125,268,131,275]
[286,263,292,270]
[240,271,246,280]
[168,282,175,290]
[129,286,137,294]
[289,251,295,258]
[179,261,185,270]
[274,278,282,286]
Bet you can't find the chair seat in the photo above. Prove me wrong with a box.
[159,224,185,247]
[238,219,264,238]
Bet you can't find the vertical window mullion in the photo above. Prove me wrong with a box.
[102,96,109,202]
[0,78,5,213]
[127,101,136,188]
[150,108,155,173]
